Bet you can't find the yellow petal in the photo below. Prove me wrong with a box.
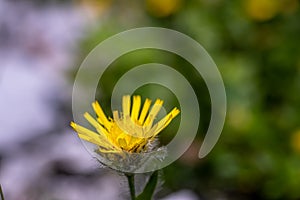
[71,122,99,140]
[131,95,141,122]
[144,99,163,127]
[84,112,111,138]
[92,101,111,130]
[151,107,180,138]
[77,133,111,149]
[84,112,101,130]
[138,98,152,125]
[99,149,122,153]
[70,122,118,150]
[122,95,131,118]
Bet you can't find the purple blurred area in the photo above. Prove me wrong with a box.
[0,1,123,199]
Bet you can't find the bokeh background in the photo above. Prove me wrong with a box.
[1,0,300,199]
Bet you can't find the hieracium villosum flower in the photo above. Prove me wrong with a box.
[70,95,180,157]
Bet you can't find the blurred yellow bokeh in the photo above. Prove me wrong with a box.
[245,0,279,21]
[291,130,300,154]
[146,0,182,17]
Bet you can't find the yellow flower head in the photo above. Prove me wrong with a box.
[70,95,180,155]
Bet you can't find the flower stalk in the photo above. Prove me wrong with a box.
[125,173,136,200]
[125,170,159,200]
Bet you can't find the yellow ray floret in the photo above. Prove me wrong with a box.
[70,95,180,154]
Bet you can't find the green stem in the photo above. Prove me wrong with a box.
[0,184,4,200]
[136,171,159,200]
[126,174,136,200]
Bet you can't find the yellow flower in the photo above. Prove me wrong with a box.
[70,95,180,155]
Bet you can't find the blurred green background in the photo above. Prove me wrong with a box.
[73,0,300,199]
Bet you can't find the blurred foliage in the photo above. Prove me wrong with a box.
[70,0,300,199]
